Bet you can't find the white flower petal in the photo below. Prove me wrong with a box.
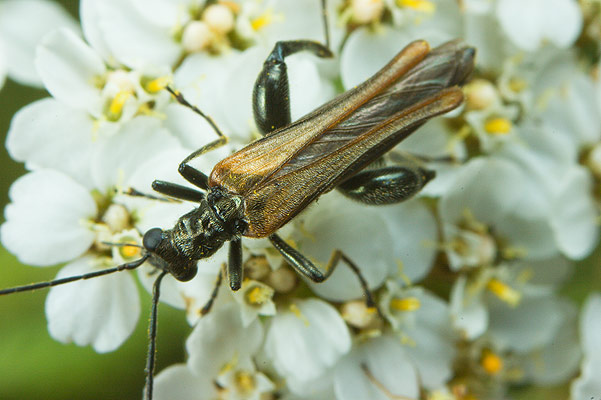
[154,364,215,400]
[93,0,181,69]
[36,28,105,113]
[2,170,96,265]
[0,0,78,86]
[381,200,438,283]
[79,0,114,62]
[440,157,524,227]
[187,303,264,376]
[91,116,180,192]
[520,300,580,384]
[550,167,599,259]
[265,299,351,383]
[450,276,488,339]
[571,293,601,400]
[334,335,419,400]
[488,294,564,352]
[46,256,140,352]
[496,0,582,51]
[540,0,582,48]
[341,27,409,90]
[6,98,96,186]
[403,324,454,388]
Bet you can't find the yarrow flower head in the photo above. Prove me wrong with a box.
[1,0,600,399]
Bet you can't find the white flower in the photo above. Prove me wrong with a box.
[264,298,351,389]
[380,283,455,388]
[2,118,198,351]
[496,0,583,51]
[571,293,601,400]
[0,0,78,87]
[440,156,559,269]
[154,303,271,400]
[333,335,420,400]
[293,192,437,302]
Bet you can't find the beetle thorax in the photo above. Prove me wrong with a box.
[169,189,245,261]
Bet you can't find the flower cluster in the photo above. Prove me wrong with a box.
[1,0,600,399]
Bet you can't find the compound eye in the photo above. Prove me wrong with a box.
[143,228,163,252]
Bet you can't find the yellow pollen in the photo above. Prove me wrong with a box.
[398,0,435,13]
[484,117,512,135]
[487,278,521,307]
[235,371,256,394]
[109,90,132,116]
[120,243,141,259]
[481,349,503,375]
[251,9,274,31]
[390,297,421,312]
[245,285,272,305]
[508,78,528,93]
[145,76,171,93]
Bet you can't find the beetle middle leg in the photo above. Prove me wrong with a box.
[269,233,381,314]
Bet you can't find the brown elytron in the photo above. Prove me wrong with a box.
[210,40,473,237]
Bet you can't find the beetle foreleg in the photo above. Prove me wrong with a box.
[150,180,206,203]
[178,136,228,190]
[228,237,243,291]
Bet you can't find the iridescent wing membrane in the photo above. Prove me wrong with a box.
[210,40,475,237]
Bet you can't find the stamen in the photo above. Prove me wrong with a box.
[398,0,436,13]
[481,349,504,375]
[108,90,132,118]
[234,371,256,395]
[251,9,274,31]
[484,117,513,135]
[390,296,421,312]
[508,78,528,93]
[145,76,171,94]
[486,278,521,306]
[245,284,273,306]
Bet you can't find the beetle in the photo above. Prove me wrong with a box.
[1,36,475,399]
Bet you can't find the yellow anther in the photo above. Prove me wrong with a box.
[398,0,435,13]
[120,243,141,259]
[145,76,171,93]
[508,78,528,93]
[235,371,256,394]
[108,90,132,117]
[251,9,274,31]
[481,349,503,375]
[390,296,421,312]
[484,117,512,135]
[486,278,521,307]
[245,284,273,306]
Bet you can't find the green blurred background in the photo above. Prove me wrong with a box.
[0,1,190,399]
[0,1,599,400]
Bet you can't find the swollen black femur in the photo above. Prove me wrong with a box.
[143,228,163,252]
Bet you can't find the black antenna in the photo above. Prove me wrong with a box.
[0,254,150,296]
[145,270,168,400]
